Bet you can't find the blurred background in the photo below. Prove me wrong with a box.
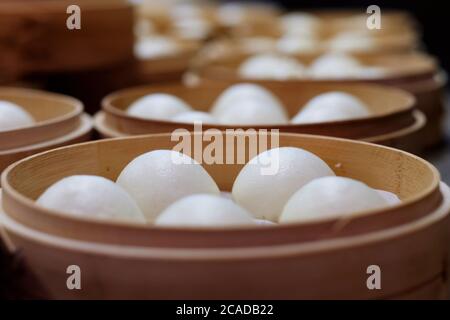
[2,1,447,100]
[279,0,449,72]
[0,0,449,300]
[1,0,447,172]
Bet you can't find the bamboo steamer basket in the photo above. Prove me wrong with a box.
[214,2,281,35]
[194,52,443,149]
[95,82,423,152]
[0,87,83,150]
[227,29,418,54]
[0,0,134,77]
[1,185,448,299]
[0,88,93,175]
[1,199,448,299]
[192,39,418,79]
[229,29,420,54]
[0,132,445,249]
[136,2,218,32]
[314,9,418,33]
[0,134,448,299]
[225,26,418,55]
[135,2,220,41]
[135,2,172,34]
[231,9,418,43]
[312,9,418,33]
[195,51,437,84]
[388,72,447,149]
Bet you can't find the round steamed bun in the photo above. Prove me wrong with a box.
[309,53,362,79]
[211,83,285,117]
[280,13,320,37]
[276,35,319,54]
[328,31,375,52]
[376,189,401,205]
[127,93,192,121]
[36,175,145,224]
[0,101,34,132]
[134,36,180,59]
[291,91,371,124]
[238,54,306,80]
[280,176,388,223]
[116,150,220,221]
[218,97,289,125]
[232,147,335,221]
[155,194,255,227]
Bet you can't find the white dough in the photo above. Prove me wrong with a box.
[116,150,220,221]
[280,13,320,37]
[218,97,289,125]
[155,194,255,228]
[36,175,145,224]
[217,3,247,26]
[280,176,388,223]
[291,91,371,124]
[134,36,180,59]
[217,3,275,27]
[357,67,386,79]
[173,18,212,40]
[0,101,34,132]
[276,35,319,54]
[171,111,217,124]
[211,83,285,118]
[232,147,335,221]
[171,4,203,20]
[254,219,276,226]
[309,53,386,79]
[220,191,233,199]
[238,54,307,80]
[376,189,402,205]
[309,53,362,79]
[328,31,375,52]
[127,93,192,121]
